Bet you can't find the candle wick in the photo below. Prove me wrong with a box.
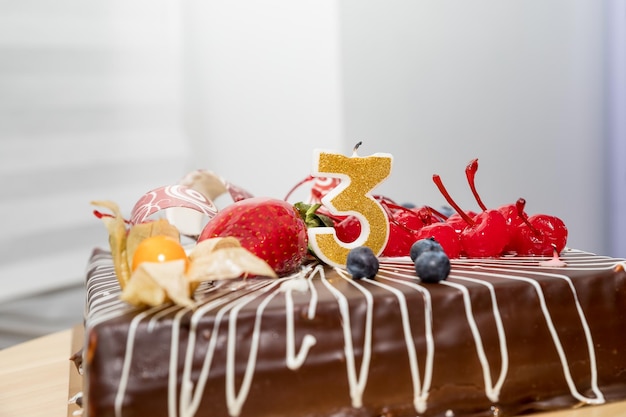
[352,141,363,156]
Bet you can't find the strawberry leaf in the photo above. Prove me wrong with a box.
[294,202,334,228]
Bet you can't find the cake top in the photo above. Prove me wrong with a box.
[92,146,569,308]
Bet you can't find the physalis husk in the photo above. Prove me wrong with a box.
[93,200,277,308]
[91,200,132,288]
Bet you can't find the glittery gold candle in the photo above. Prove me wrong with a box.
[308,147,393,267]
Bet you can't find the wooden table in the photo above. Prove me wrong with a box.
[1,327,625,417]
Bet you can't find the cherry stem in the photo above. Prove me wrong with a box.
[379,200,414,233]
[515,198,542,237]
[284,175,314,201]
[424,205,449,221]
[465,158,488,212]
[432,174,475,226]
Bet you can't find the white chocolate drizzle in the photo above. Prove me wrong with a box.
[282,266,318,370]
[365,270,435,413]
[327,267,374,408]
[440,278,508,402]
[83,249,626,417]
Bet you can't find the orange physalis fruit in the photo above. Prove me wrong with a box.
[131,235,188,272]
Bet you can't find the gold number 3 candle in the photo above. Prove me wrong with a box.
[309,144,393,267]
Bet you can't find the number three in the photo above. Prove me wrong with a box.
[308,149,393,267]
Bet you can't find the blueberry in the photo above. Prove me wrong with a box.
[346,246,379,279]
[414,250,450,283]
[410,237,444,262]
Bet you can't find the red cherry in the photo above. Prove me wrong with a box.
[379,200,421,257]
[432,174,508,257]
[382,220,419,257]
[509,199,568,255]
[414,222,462,258]
[335,215,361,243]
[499,199,527,253]
[460,210,509,258]
[415,206,448,224]
[446,212,473,234]
[382,201,425,231]
[498,202,526,229]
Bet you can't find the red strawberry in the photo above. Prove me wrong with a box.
[198,197,309,276]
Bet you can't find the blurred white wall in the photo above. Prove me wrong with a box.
[607,0,626,258]
[0,0,189,345]
[181,1,344,203]
[181,0,622,256]
[338,0,608,254]
[0,0,189,302]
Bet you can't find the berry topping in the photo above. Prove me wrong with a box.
[378,199,422,257]
[414,222,462,259]
[410,237,444,262]
[131,235,188,272]
[346,246,379,279]
[198,197,308,276]
[509,198,568,256]
[414,250,451,283]
[433,174,508,258]
[335,215,362,243]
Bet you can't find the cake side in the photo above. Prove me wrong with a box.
[82,249,626,417]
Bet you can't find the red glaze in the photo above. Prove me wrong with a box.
[465,158,489,211]
[499,199,527,253]
[380,201,422,257]
[510,213,568,256]
[433,173,509,257]
[381,220,419,257]
[446,212,473,234]
[413,206,447,225]
[384,202,425,232]
[460,210,509,258]
[414,222,462,259]
[335,215,361,244]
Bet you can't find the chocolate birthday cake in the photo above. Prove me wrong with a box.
[73,155,626,417]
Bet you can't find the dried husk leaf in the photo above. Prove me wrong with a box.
[126,219,180,268]
[121,260,193,308]
[179,170,229,201]
[188,237,242,261]
[187,247,278,282]
[91,200,131,288]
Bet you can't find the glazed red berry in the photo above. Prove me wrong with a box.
[508,199,568,256]
[433,174,508,258]
[414,222,462,259]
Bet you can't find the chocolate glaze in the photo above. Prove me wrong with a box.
[80,249,626,417]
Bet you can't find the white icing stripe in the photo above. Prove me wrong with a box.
[365,274,434,414]
[282,272,318,370]
[114,309,153,417]
[305,265,319,319]
[448,275,509,402]
[458,268,605,404]
[328,268,374,409]
[148,305,182,332]
[169,308,192,417]
[180,280,276,417]
[440,279,508,402]
[225,280,287,416]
